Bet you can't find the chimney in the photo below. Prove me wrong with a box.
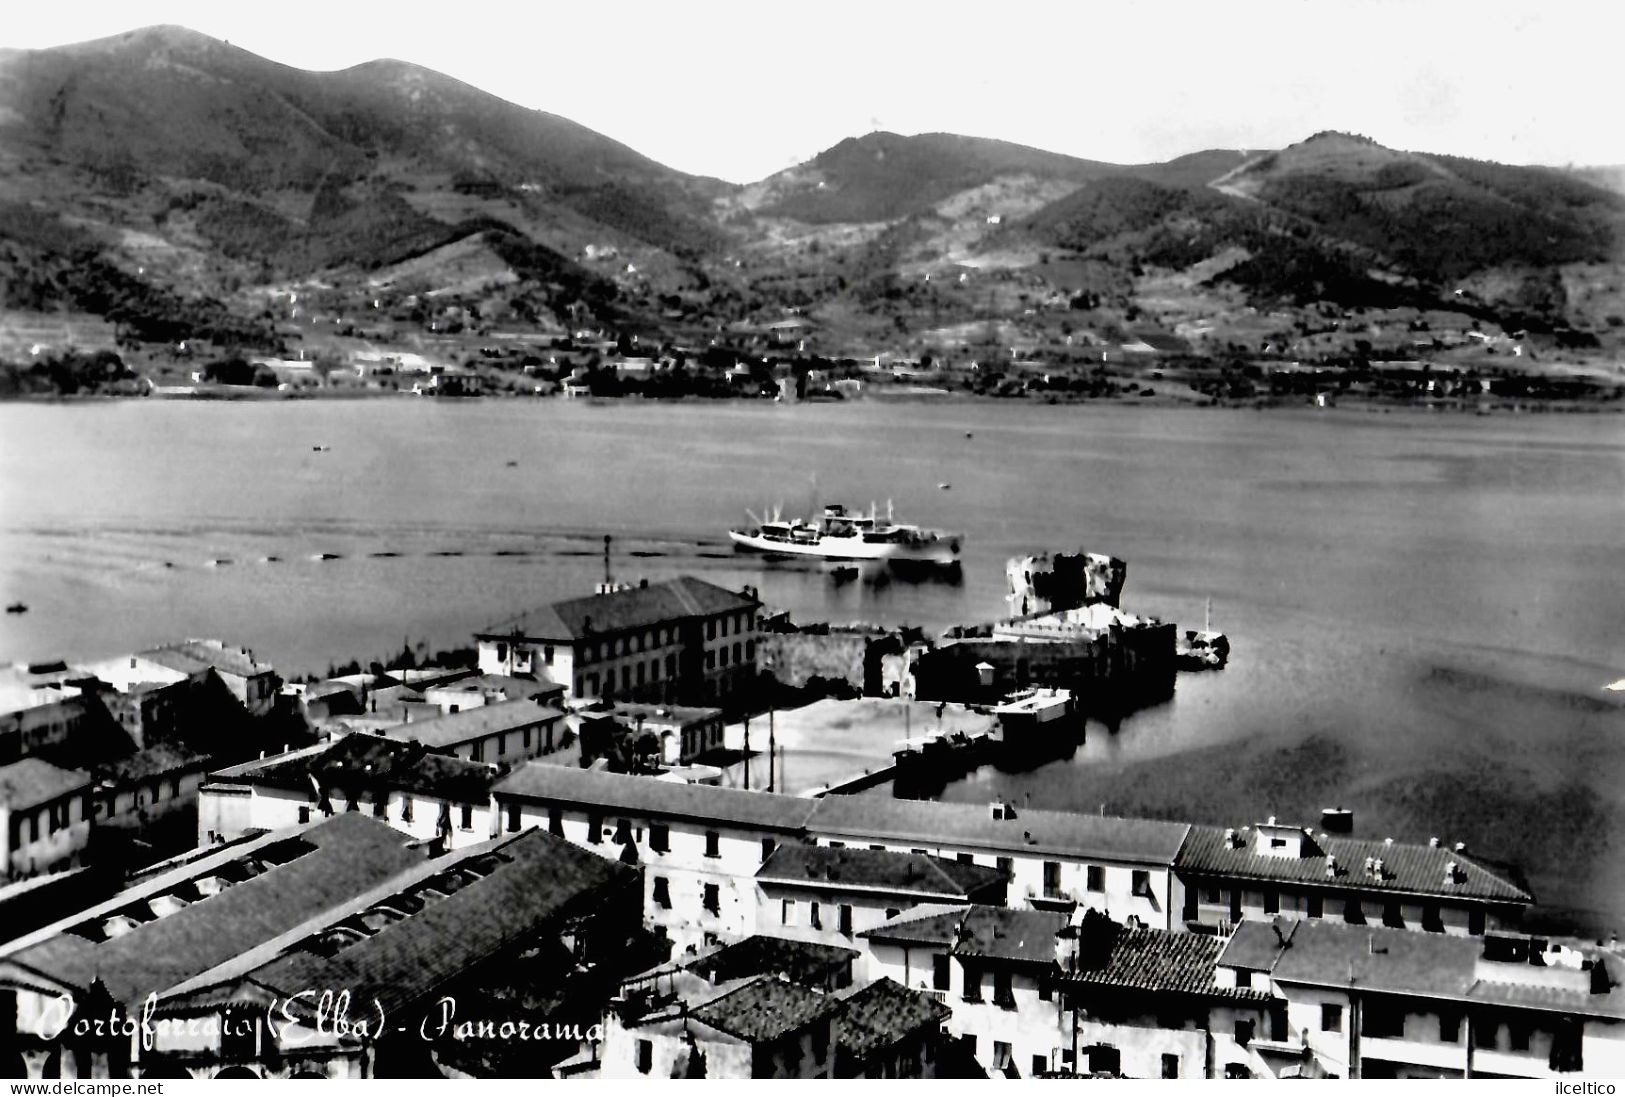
[1428,837,1440,848]
[1454,841,1467,853]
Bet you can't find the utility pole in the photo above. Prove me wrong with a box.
[767,703,776,793]
[742,713,751,791]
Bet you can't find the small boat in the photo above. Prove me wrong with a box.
[830,565,860,583]
[938,482,951,490]
[312,444,331,452]
[965,432,974,439]
[1606,679,1625,693]
[505,460,519,467]
[4,602,26,614]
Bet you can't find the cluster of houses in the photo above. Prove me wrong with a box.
[1,574,1620,1080]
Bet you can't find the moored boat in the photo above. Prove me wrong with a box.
[729,503,961,566]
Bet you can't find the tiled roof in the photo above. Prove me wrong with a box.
[862,905,1066,966]
[834,977,950,1060]
[690,975,837,1043]
[493,763,818,832]
[1264,920,1625,1021]
[807,796,1189,865]
[377,697,563,750]
[1062,911,1270,1002]
[89,743,208,785]
[0,758,91,808]
[1217,919,1294,971]
[1,815,422,1006]
[476,577,758,642]
[225,828,633,1020]
[1176,825,1532,903]
[757,844,1005,900]
[688,936,858,989]
[215,735,498,803]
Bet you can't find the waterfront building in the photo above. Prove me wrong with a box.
[372,695,567,765]
[197,735,501,849]
[755,844,1008,961]
[1175,819,1532,936]
[599,702,726,766]
[805,796,1188,931]
[0,664,106,765]
[493,764,817,953]
[1217,917,1625,1078]
[0,759,93,880]
[76,640,280,714]
[475,577,760,705]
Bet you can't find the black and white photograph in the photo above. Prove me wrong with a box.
[0,0,1622,1083]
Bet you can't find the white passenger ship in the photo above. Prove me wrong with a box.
[728,503,961,565]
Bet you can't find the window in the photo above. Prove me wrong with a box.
[636,663,646,686]
[1235,1019,1254,1046]
[649,823,669,852]
[297,806,311,825]
[496,733,508,757]
[732,641,741,665]
[702,883,720,915]
[1263,890,1278,914]
[1343,896,1366,925]
[549,807,564,836]
[746,640,755,662]
[838,904,853,937]
[993,969,1015,1010]
[1507,1021,1530,1052]
[996,856,1014,879]
[495,642,508,663]
[1086,865,1105,892]
[762,837,776,862]
[470,741,483,763]
[885,907,899,920]
[543,645,554,665]
[587,813,602,843]
[522,726,532,751]
[1321,1003,1343,1033]
[1132,869,1152,898]
[665,654,676,678]
[506,804,521,833]
[704,831,720,858]
[169,777,181,799]
[650,660,660,682]
[719,647,729,667]
[1383,901,1405,929]
[1043,860,1062,898]
[614,818,632,843]
[636,1039,653,1074]
[1236,970,1252,988]
[1468,908,1486,936]
[1307,892,1323,919]
[1422,903,1444,933]
[932,953,951,990]
[957,852,974,864]
[1439,1011,1461,1043]
[1161,1054,1180,1079]
[1362,1005,1404,1039]
[1203,886,1221,904]
[706,621,716,640]
[459,804,474,830]
[992,1042,1012,1071]
[809,901,822,929]
[400,796,413,823]
[704,651,715,670]
[782,899,797,926]
[719,617,728,638]
[1039,976,1051,1002]
[812,1024,830,1064]
[962,965,983,1002]
[652,877,671,909]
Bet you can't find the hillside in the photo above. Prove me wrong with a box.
[1,29,1622,387]
[0,26,729,267]
[742,131,1126,224]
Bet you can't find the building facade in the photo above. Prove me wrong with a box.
[475,578,760,705]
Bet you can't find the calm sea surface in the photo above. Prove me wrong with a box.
[1,398,1621,932]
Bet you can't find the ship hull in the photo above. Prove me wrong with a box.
[728,528,959,565]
